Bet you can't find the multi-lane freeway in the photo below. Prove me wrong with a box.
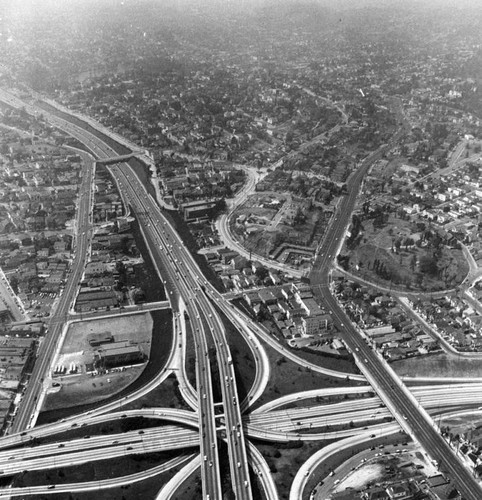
[0,425,199,476]
[111,164,253,499]
[107,109,482,498]
[0,88,229,498]
[308,132,482,498]
[1,86,481,500]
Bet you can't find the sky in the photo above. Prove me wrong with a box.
[1,0,481,26]
[3,0,482,9]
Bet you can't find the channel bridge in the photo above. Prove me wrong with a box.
[96,151,145,165]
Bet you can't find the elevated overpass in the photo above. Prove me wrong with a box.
[96,151,145,165]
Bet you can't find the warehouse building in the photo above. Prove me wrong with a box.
[96,341,144,368]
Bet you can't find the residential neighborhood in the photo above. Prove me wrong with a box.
[1,1,482,500]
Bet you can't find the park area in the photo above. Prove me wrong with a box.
[341,213,469,291]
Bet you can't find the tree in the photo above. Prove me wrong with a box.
[285,130,294,144]
[419,253,438,277]
[410,254,417,272]
[404,237,414,250]
[293,207,306,226]
[255,266,269,281]
[272,232,285,248]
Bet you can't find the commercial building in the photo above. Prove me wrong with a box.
[364,325,396,338]
[302,313,332,336]
[75,289,119,312]
[181,200,217,222]
[96,341,144,367]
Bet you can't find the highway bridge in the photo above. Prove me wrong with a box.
[0,381,481,497]
[1,87,481,500]
[95,152,144,165]
[307,130,482,499]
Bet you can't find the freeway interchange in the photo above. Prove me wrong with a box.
[309,131,482,498]
[0,88,481,499]
[111,164,252,499]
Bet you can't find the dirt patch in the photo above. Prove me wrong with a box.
[392,353,482,378]
[312,443,434,500]
[341,462,383,491]
[62,313,153,356]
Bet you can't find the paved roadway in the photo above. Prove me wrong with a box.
[0,89,224,496]
[0,267,25,321]
[253,382,482,414]
[291,427,401,500]
[248,382,482,434]
[194,286,271,413]
[69,300,171,322]
[8,98,217,494]
[0,88,254,498]
[6,87,477,498]
[112,168,224,499]
[0,407,199,452]
[216,207,304,279]
[0,454,195,498]
[246,441,278,499]
[308,131,482,498]
[215,164,303,278]
[0,426,199,477]
[9,135,95,434]
[61,127,221,494]
[4,379,482,478]
[211,292,365,382]
[112,165,253,499]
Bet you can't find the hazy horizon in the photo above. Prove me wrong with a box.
[3,0,482,11]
